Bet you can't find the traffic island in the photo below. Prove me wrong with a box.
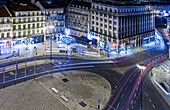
[150,60,170,106]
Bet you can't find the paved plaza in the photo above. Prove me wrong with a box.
[0,70,111,110]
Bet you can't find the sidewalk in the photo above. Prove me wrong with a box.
[150,59,170,106]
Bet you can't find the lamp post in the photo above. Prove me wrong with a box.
[136,64,146,110]
[45,26,55,60]
[65,28,70,54]
[0,45,1,55]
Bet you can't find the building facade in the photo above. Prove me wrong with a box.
[6,3,45,47]
[91,2,155,53]
[35,1,65,41]
[66,0,91,38]
[0,5,12,48]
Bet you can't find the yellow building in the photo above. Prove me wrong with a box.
[6,3,45,47]
[0,5,12,48]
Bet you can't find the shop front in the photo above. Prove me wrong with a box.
[0,39,11,48]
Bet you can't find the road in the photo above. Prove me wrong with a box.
[0,39,169,110]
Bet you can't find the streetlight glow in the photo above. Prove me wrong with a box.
[136,64,146,70]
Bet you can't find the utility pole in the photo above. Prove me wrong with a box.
[50,36,52,60]
[168,29,170,93]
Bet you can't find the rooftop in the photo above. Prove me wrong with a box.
[69,0,91,9]
[7,3,40,16]
[0,5,10,17]
[39,1,63,9]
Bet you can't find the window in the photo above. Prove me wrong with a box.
[28,12,30,16]
[23,18,26,22]
[18,25,21,29]
[28,24,30,29]
[18,32,21,37]
[92,16,94,19]
[23,12,26,16]
[13,33,16,37]
[32,12,34,16]
[32,30,35,34]
[96,17,98,20]
[1,33,4,38]
[23,31,26,36]
[13,26,16,30]
[28,18,31,22]
[37,23,39,28]
[28,31,30,34]
[37,17,39,21]
[37,12,39,15]
[100,18,103,21]
[7,18,10,23]
[33,24,35,28]
[92,21,94,24]
[7,33,9,37]
[19,18,21,23]
[23,25,26,29]
[13,19,16,23]
[32,17,35,22]
[41,17,43,21]
[101,23,103,27]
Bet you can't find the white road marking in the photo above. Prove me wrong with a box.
[149,99,152,102]
[134,101,136,104]
[131,105,134,109]
[125,86,128,90]
[130,79,132,83]
[114,77,118,82]
[37,68,40,69]
[116,102,120,109]
[21,71,25,74]
[115,85,117,89]
[145,93,148,97]
[121,94,124,99]
[9,72,14,75]
[152,104,155,108]
[5,76,9,78]
[113,90,115,93]
[29,69,32,72]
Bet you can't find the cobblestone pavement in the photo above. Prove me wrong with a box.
[0,79,68,110]
[0,70,111,110]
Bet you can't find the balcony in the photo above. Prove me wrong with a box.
[13,26,44,31]
[13,20,45,24]
[0,22,12,24]
[0,29,11,32]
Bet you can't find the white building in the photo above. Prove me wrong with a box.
[91,1,155,53]
[35,0,65,41]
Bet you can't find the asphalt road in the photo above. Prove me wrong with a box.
[0,40,169,110]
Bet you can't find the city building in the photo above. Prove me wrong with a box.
[167,16,170,33]
[66,0,91,39]
[6,3,45,47]
[35,0,65,41]
[90,1,155,53]
[0,5,12,48]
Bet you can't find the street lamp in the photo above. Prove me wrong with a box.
[44,26,54,60]
[136,64,146,110]
[0,45,1,55]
